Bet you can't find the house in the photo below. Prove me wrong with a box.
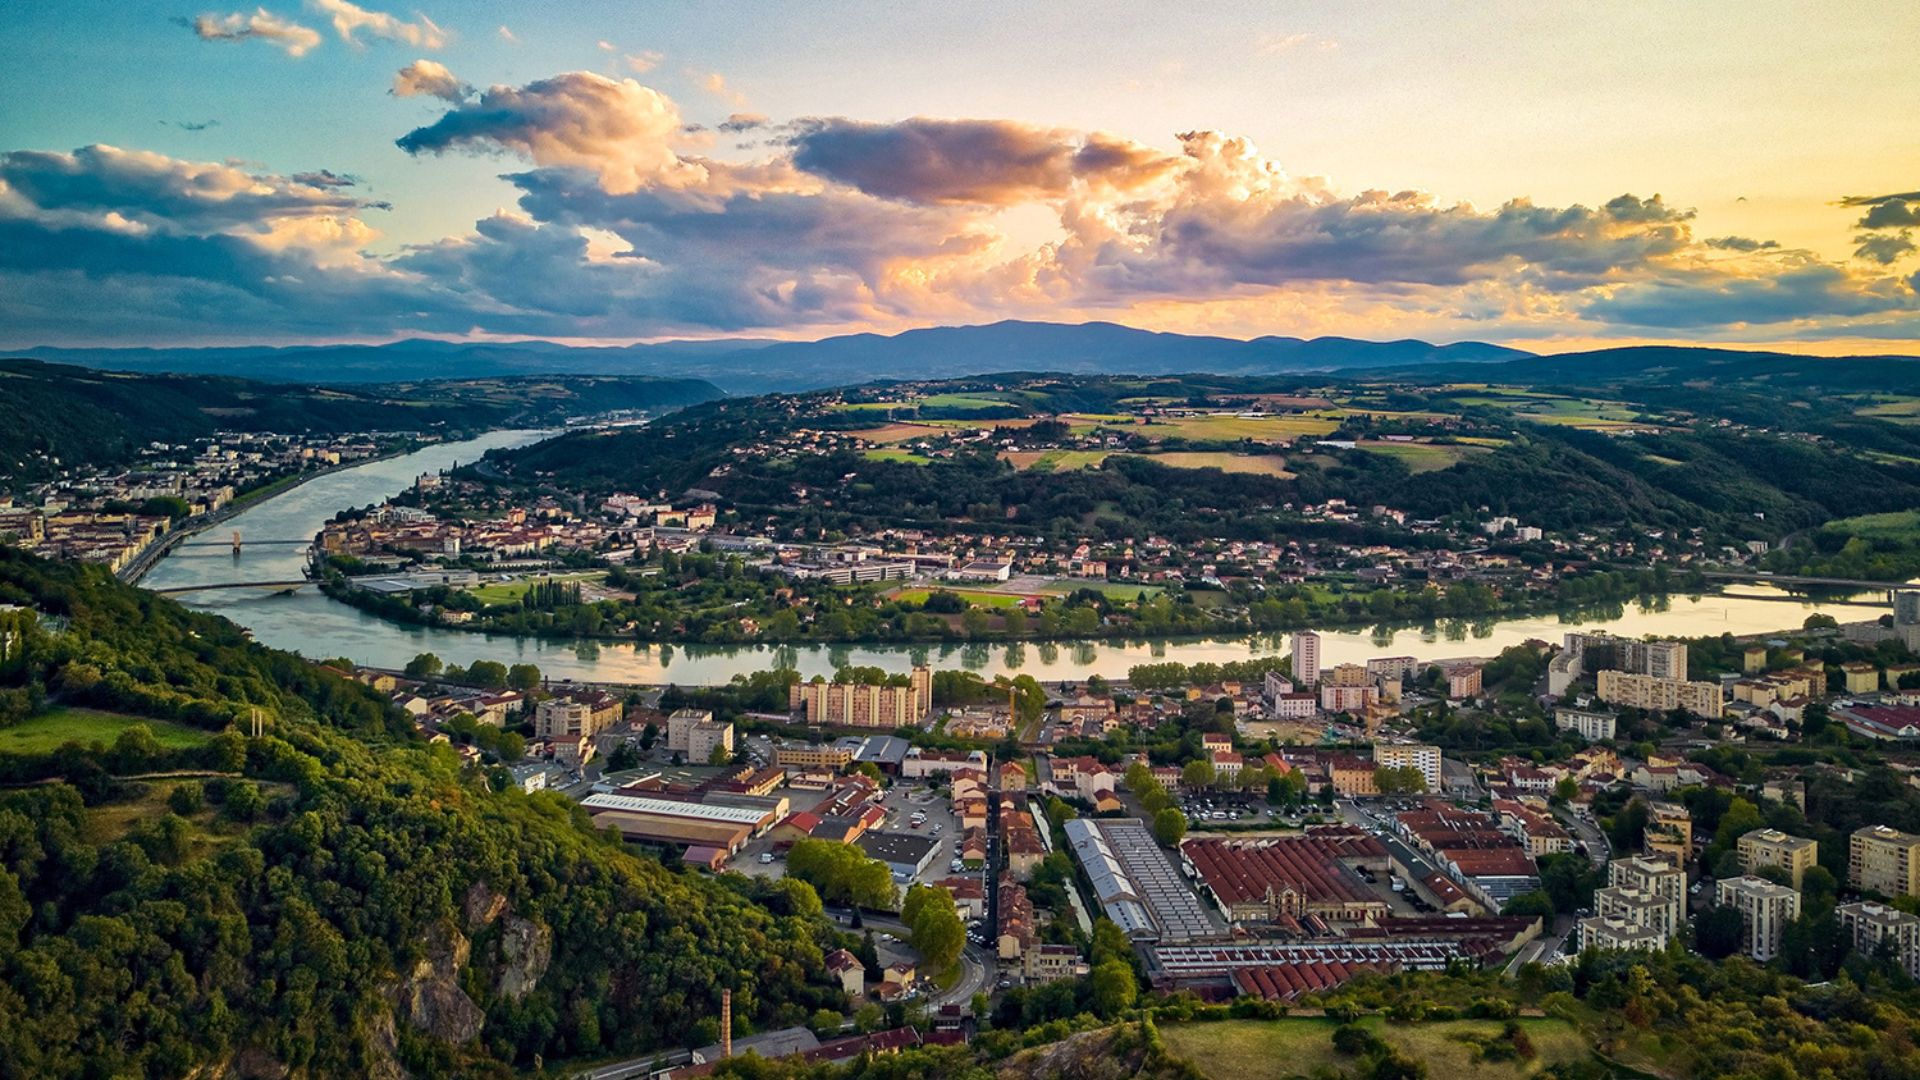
[824,948,865,997]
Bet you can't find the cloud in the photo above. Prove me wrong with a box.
[1842,190,1920,232]
[165,119,222,132]
[184,9,323,57]
[392,58,471,102]
[1705,235,1779,251]
[290,168,358,188]
[1584,261,1918,328]
[1255,31,1336,53]
[694,71,747,107]
[624,51,663,75]
[1856,232,1918,265]
[395,72,703,193]
[717,112,767,134]
[789,117,1179,205]
[497,25,517,44]
[308,0,447,48]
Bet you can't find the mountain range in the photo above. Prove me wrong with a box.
[12,320,1530,393]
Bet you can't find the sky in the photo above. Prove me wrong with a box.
[2,1,1918,354]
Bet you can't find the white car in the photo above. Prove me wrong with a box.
[758,852,775,864]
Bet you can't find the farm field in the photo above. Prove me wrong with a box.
[1353,441,1490,473]
[861,448,933,465]
[848,422,944,444]
[1816,510,1920,539]
[1141,413,1340,442]
[1130,451,1295,477]
[1000,450,1113,472]
[0,707,211,755]
[1159,1017,1592,1080]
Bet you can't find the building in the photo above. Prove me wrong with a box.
[1261,670,1294,708]
[1553,706,1618,742]
[1595,669,1722,719]
[1838,901,1920,978]
[1319,683,1375,714]
[857,831,941,881]
[790,667,934,728]
[1182,832,1391,925]
[1743,645,1770,675]
[1588,855,1686,947]
[900,748,987,780]
[1737,828,1818,889]
[1444,664,1483,700]
[1851,825,1920,897]
[1580,915,1670,952]
[1371,743,1442,792]
[1644,802,1693,866]
[775,742,854,770]
[1291,631,1321,687]
[1716,875,1801,961]
[534,690,622,740]
[824,948,865,997]
[666,709,736,763]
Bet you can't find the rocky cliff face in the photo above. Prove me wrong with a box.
[496,915,553,1001]
[394,922,485,1046]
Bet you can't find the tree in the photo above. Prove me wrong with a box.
[1501,891,1556,919]
[507,663,542,691]
[809,1009,845,1036]
[404,652,443,678]
[907,888,964,973]
[1694,904,1745,959]
[1152,807,1187,847]
[466,660,509,688]
[606,742,642,772]
[1089,958,1137,1017]
[787,838,896,910]
[708,743,731,765]
[1182,759,1216,789]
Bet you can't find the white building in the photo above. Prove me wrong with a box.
[1291,631,1321,687]
[1716,875,1801,961]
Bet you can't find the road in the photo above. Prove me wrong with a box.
[1561,806,1611,868]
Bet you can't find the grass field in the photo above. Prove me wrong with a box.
[1130,451,1295,477]
[1354,441,1490,473]
[1819,510,1920,538]
[0,707,211,755]
[889,587,1032,609]
[1855,396,1920,422]
[1038,579,1161,600]
[862,448,933,465]
[1000,450,1112,472]
[919,392,1020,410]
[467,571,607,605]
[1142,413,1340,442]
[1160,1017,1592,1080]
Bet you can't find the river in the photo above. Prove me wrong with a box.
[142,430,1893,685]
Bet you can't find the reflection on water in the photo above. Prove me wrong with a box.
[144,430,1899,686]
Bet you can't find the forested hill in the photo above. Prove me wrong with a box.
[0,550,839,1076]
[0,357,722,482]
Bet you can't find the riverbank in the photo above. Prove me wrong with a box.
[120,439,430,585]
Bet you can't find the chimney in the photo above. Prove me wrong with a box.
[721,988,732,1059]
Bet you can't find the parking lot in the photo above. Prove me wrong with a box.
[732,780,976,892]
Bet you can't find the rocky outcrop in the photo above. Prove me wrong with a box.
[463,880,507,932]
[394,922,484,1046]
[496,915,553,1001]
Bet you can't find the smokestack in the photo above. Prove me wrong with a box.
[721,989,732,1059]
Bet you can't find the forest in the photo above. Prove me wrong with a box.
[0,550,849,1076]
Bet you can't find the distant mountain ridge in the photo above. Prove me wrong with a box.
[13,320,1531,393]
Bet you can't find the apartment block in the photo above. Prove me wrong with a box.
[789,666,933,727]
[1553,706,1617,742]
[1737,828,1818,889]
[1851,825,1920,898]
[1372,743,1442,792]
[666,709,736,762]
[1590,854,1687,945]
[1838,901,1920,978]
[1716,875,1800,961]
[1291,631,1321,687]
[1644,802,1693,867]
[1595,669,1722,719]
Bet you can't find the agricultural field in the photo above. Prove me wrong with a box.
[1352,440,1491,473]
[1816,509,1920,539]
[0,707,211,755]
[1129,451,1295,477]
[1855,396,1920,422]
[1000,449,1113,472]
[1140,412,1340,442]
[918,392,1021,409]
[1159,1017,1593,1080]
[848,422,945,444]
[861,448,933,465]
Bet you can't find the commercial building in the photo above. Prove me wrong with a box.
[857,831,941,881]
[1595,669,1722,719]
[666,708,735,763]
[1291,631,1321,687]
[1838,901,1920,978]
[1737,829,1818,889]
[789,667,933,728]
[1371,743,1442,792]
[1851,825,1920,897]
[1716,876,1801,961]
[1183,830,1390,925]
[582,792,772,854]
